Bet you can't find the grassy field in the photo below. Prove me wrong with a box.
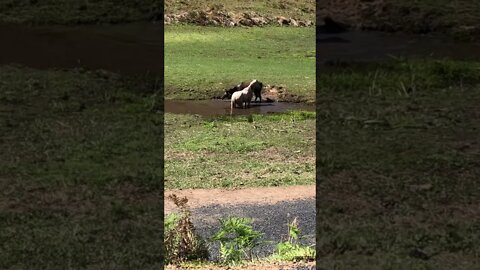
[165,25,315,101]
[316,58,480,268]
[164,111,315,189]
[319,0,480,39]
[0,65,164,268]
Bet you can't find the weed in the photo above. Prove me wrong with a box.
[271,218,315,262]
[164,195,209,264]
[211,217,263,265]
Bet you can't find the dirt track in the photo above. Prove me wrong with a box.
[165,185,315,213]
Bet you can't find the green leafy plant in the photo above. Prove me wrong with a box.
[164,194,209,264]
[271,217,315,262]
[211,216,263,264]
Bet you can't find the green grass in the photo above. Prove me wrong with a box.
[319,58,480,102]
[165,0,315,21]
[0,65,164,268]
[165,25,315,101]
[316,58,480,269]
[165,111,315,189]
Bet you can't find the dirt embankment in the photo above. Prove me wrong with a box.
[165,9,313,27]
[318,0,480,38]
[166,261,315,270]
[262,85,309,103]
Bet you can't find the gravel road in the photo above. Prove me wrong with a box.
[190,198,315,261]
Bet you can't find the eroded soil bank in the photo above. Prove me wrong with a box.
[164,0,315,27]
[164,10,313,27]
[318,0,480,39]
[166,261,315,270]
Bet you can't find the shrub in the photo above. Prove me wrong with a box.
[164,194,209,264]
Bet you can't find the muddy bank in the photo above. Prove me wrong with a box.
[318,0,480,39]
[318,30,480,63]
[164,10,313,27]
[166,261,315,270]
[0,0,162,25]
[0,0,312,27]
[165,100,314,117]
[164,0,314,27]
[0,23,162,75]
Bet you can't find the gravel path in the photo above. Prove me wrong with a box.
[190,198,315,261]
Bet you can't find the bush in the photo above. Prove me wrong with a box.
[164,195,209,264]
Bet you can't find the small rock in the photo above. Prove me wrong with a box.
[410,183,433,191]
[409,248,430,260]
[290,18,299,27]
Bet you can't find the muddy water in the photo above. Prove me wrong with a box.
[0,23,163,75]
[165,100,314,117]
[318,30,480,63]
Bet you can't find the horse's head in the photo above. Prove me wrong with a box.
[221,87,236,99]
